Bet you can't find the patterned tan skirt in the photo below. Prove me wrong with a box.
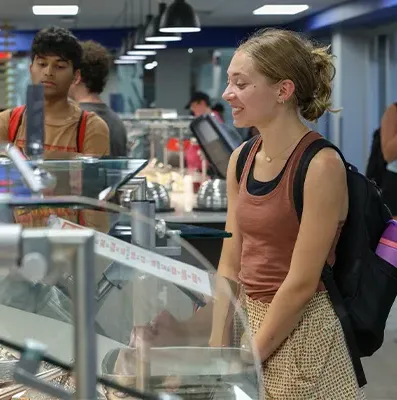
[240,290,367,399]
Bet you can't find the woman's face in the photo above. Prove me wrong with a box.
[222,51,280,128]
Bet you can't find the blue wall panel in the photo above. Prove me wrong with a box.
[1,26,261,52]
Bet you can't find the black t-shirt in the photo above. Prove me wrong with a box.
[79,102,127,157]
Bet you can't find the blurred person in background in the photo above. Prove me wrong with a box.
[212,100,258,139]
[380,103,397,217]
[69,40,127,157]
[186,91,223,122]
[212,102,225,122]
[0,26,110,231]
[0,26,109,157]
[0,28,110,331]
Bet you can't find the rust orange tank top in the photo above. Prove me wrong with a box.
[236,131,341,302]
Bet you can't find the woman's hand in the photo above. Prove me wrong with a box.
[129,310,189,348]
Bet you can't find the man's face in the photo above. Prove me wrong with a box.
[190,100,210,117]
[30,54,80,99]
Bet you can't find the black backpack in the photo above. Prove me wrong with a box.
[237,137,397,387]
[365,127,386,188]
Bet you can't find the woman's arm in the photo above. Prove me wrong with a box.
[217,143,244,280]
[253,147,348,361]
[208,143,245,346]
[381,104,397,163]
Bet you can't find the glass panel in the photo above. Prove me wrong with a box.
[0,155,148,197]
[0,156,227,240]
[0,194,261,400]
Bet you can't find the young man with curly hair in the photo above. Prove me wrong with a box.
[69,40,127,157]
[0,26,109,157]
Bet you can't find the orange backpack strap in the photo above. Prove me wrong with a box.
[8,105,26,143]
[76,110,89,153]
[76,110,89,227]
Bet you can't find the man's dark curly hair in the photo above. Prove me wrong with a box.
[31,26,82,71]
[79,40,111,94]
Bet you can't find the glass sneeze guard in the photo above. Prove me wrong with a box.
[0,153,262,400]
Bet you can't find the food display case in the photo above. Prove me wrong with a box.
[0,145,262,400]
[122,116,193,173]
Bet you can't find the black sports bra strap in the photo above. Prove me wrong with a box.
[236,136,258,184]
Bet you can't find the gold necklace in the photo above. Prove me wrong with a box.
[263,130,309,163]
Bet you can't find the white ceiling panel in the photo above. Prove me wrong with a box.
[0,0,348,30]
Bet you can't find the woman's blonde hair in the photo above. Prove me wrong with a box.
[237,28,336,122]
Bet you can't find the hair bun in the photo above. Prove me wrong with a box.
[300,46,336,121]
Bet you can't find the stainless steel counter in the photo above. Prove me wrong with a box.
[159,192,227,224]
[158,209,226,224]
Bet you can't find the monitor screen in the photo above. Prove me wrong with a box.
[190,114,243,179]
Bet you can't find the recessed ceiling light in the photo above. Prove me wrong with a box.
[32,5,79,16]
[253,4,309,15]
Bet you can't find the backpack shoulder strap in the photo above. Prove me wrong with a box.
[76,110,89,153]
[293,138,354,222]
[236,135,259,184]
[8,105,26,143]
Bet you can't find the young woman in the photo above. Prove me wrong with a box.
[211,28,366,399]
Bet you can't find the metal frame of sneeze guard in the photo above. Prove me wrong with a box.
[0,224,97,400]
[118,176,180,392]
[118,176,181,256]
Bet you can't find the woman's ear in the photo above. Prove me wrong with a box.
[277,79,295,104]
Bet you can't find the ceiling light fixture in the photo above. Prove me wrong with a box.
[134,23,148,48]
[115,60,138,65]
[253,4,309,15]
[127,50,157,56]
[145,2,182,42]
[120,55,147,61]
[134,43,167,50]
[159,0,201,33]
[32,5,79,15]
[144,61,158,70]
[134,0,152,49]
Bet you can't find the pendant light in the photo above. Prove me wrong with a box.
[127,50,157,56]
[145,2,182,42]
[133,0,147,48]
[118,0,132,57]
[159,0,201,33]
[125,31,136,53]
[135,43,167,50]
[134,0,168,50]
[134,24,147,48]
